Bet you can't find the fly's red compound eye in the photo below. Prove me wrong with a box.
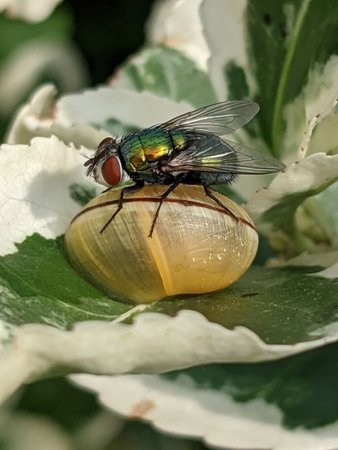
[101,156,122,185]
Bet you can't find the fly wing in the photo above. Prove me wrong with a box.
[163,135,286,175]
[159,100,259,136]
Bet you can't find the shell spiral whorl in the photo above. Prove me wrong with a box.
[65,184,258,303]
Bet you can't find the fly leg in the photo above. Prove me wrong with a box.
[149,174,186,238]
[202,183,238,223]
[100,189,125,233]
[100,180,144,233]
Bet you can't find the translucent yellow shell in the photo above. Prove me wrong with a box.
[65,185,258,304]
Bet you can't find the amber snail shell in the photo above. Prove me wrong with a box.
[65,185,258,304]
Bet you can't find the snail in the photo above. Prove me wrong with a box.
[65,184,258,304]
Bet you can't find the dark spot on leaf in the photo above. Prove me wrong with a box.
[240,292,259,298]
[223,61,249,100]
[263,13,272,26]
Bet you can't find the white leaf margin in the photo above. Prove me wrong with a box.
[6,84,105,149]
[283,56,338,163]
[0,136,97,255]
[1,310,338,406]
[147,0,250,100]
[279,251,338,268]
[244,151,338,256]
[146,0,209,71]
[201,0,250,99]
[7,84,193,148]
[311,263,338,280]
[58,86,193,132]
[0,0,62,22]
[245,152,338,224]
[72,371,338,450]
[0,42,87,117]
[275,251,338,280]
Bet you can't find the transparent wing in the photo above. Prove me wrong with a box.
[164,135,285,175]
[159,100,259,136]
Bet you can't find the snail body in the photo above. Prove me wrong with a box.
[65,185,258,304]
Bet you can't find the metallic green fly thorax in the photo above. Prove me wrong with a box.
[120,129,187,172]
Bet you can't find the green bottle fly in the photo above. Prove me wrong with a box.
[84,101,285,236]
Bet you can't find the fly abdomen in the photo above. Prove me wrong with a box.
[200,172,236,185]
